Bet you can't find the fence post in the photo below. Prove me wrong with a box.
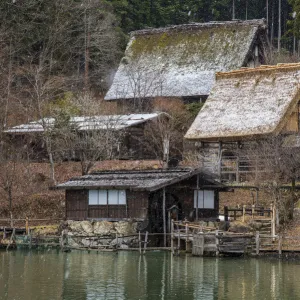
[199,233,204,256]
[255,231,260,255]
[177,227,180,255]
[185,223,188,252]
[271,204,276,238]
[215,230,219,257]
[171,220,174,255]
[278,235,282,257]
[29,228,32,249]
[252,205,255,218]
[60,230,65,251]
[143,231,148,254]
[224,206,229,222]
[25,217,29,235]
[139,231,142,254]
[242,205,246,223]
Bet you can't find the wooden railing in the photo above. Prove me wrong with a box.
[224,205,273,221]
[0,218,63,234]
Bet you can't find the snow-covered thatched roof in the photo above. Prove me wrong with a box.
[5,113,162,134]
[105,19,268,101]
[185,63,300,141]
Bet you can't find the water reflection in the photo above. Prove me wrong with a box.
[1,250,300,300]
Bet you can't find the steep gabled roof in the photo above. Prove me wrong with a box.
[105,19,268,101]
[54,168,220,192]
[5,113,163,134]
[185,63,300,140]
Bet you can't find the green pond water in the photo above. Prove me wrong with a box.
[0,250,300,300]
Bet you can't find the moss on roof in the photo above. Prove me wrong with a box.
[185,63,300,140]
[105,20,268,100]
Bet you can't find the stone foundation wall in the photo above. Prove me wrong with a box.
[65,220,140,249]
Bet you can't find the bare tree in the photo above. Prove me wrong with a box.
[239,135,300,224]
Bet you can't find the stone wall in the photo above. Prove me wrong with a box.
[65,220,140,249]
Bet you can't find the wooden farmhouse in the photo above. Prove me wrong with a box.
[5,113,165,161]
[54,169,225,231]
[105,19,269,110]
[185,63,300,183]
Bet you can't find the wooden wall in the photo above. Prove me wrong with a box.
[66,190,88,220]
[65,189,149,221]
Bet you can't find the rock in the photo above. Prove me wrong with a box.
[208,221,216,228]
[93,221,116,236]
[114,221,137,235]
[120,244,129,249]
[249,221,263,231]
[81,221,94,235]
[228,222,251,233]
[81,238,91,247]
[69,221,84,234]
[218,221,229,231]
[67,237,80,248]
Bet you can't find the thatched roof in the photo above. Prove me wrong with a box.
[105,19,267,101]
[54,169,219,192]
[5,113,163,134]
[185,63,300,141]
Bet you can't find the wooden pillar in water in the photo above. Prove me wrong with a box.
[143,231,148,254]
[139,231,142,254]
[199,234,204,256]
[215,230,219,257]
[171,220,174,255]
[255,231,260,255]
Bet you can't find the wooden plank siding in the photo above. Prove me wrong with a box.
[66,190,88,220]
[65,190,149,221]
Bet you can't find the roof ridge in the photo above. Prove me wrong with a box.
[130,19,266,36]
[216,63,300,79]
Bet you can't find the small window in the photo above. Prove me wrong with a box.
[108,190,119,205]
[98,190,107,205]
[88,190,126,205]
[194,190,215,209]
[89,190,98,205]
[119,190,126,205]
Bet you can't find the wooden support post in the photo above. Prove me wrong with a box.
[6,228,16,251]
[215,230,219,257]
[271,204,276,238]
[177,227,180,255]
[218,142,222,180]
[224,206,229,222]
[139,231,142,254]
[236,154,240,183]
[185,223,188,252]
[143,231,148,254]
[116,233,118,251]
[278,235,282,257]
[3,227,6,239]
[60,230,65,251]
[29,228,32,249]
[199,234,204,256]
[171,220,174,255]
[252,205,255,219]
[256,189,259,206]
[234,210,237,221]
[25,217,29,235]
[163,188,167,247]
[242,205,246,223]
[255,231,260,255]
